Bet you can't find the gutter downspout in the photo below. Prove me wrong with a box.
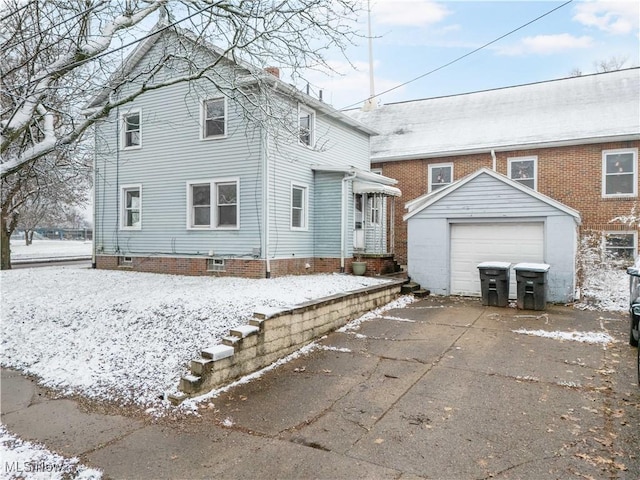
[92,126,97,269]
[263,125,271,278]
[491,149,497,171]
[340,171,357,273]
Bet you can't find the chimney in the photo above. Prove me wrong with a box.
[265,66,280,78]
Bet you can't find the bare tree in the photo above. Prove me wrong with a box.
[0,0,363,268]
[594,56,628,73]
[1,0,362,178]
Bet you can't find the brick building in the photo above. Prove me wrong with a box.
[348,68,640,267]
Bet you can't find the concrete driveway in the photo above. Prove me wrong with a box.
[2,296,639,479]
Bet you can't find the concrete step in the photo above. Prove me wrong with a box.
[179,374,202,394]
[221,335,241,348]
[401,282,420,294]
[413,288,431,298]
[190,357,214,376]
[230,325,260,338]
[201,344,235,360]
[167,392,188,406]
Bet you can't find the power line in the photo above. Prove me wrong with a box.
[339,0,575,111]
[5,1,223,94]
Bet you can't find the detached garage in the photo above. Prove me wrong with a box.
[404,168,581,303]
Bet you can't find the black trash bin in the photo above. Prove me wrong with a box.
[477,262,511,307]
[514,263,550,310]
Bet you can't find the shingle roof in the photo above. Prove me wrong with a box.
[346,68,640,162]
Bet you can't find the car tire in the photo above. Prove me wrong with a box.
[631,319,639,347]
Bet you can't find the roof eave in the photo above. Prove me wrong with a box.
[373,133,640,163]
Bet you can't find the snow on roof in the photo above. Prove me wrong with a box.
[346,69,640,161]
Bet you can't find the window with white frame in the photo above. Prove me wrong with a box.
[299,106,315,147]
[604,231,637,260]
[508,156,537,190]
[369,194,381,225]
[207,258,225,272]
[602,148,638,197]
[202,98,226,138]
[122,110,141,149]
[187,179,239,229]
[291,184,308,230]
[428,163,453,192]
[121,185,141,229]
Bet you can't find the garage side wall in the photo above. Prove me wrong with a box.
[545,215,578,302]
[407,218,450,296]
[406,172,579,303]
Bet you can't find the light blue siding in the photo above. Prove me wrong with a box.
[94,30,372,265]
[407,172,578,302]
[314,172,344,256]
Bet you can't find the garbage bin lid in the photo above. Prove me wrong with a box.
[514,262,550,272]
[477,261,511,270]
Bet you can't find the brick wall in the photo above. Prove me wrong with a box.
[377,140,640,264]
[96,255,350,278]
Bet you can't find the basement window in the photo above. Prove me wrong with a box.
[118,256,133,267]
[604,232,637,261]
[207,258,226,272]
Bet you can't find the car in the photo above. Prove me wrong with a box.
[626,262,640,385]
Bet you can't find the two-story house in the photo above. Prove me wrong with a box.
[87,27,401,278]
[347,68,640,301]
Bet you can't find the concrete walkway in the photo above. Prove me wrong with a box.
[2,296,639,479]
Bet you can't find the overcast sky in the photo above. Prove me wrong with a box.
[302,0,640,110]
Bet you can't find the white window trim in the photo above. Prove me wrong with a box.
[207,257,226,272]
[298,104,315,148]
[603,230,637,259]
[120,184,142,230]
[508,156,538,190]
[290,182,308,231]
[368,194,382,226]
[201,97,228,140]
[120,183,142,230]
[121,108,142,150]
[186,178,240,230]
[428,163,453,193]
[602,148,638,198]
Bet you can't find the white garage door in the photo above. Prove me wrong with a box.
[450,222,544,298]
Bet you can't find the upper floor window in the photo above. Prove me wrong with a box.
[187,178,239,229]
[120,185,141,230]
[508,156,537,190]
[602,148,638,197]
[299,106,315,147]
[291,184,308,230]
[122,110,141,149]
[429,163,453,192]
[604,231,637,261]
[202,98,226,139]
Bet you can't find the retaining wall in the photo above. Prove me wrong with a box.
[171,279,404,403]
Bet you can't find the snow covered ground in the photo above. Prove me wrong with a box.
[0,425,102,480]
[0,268,390,409]
[10,239,92,261]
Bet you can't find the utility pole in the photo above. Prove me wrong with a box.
[362,0,376,111]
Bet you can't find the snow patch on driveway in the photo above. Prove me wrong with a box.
[513,328,615,344]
